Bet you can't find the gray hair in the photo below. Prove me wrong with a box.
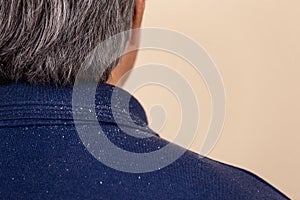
[0,0,135,86]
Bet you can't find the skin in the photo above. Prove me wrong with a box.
[107,0,146,86]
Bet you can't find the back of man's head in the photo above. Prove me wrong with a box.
[0,0,135,86]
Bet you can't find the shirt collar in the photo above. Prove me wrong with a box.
[0,82,149,130]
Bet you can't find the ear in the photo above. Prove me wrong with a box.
[132,0,146,30]
[106,0,146,86]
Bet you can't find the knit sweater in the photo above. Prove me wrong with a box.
[0,83,289,199]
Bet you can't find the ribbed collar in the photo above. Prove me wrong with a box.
[0,82,149,130]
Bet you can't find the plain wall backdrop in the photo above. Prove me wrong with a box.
[122,0,300,199]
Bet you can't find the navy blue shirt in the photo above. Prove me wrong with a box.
[0,83,289,199]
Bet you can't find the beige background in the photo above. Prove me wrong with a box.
[123,0,299,199]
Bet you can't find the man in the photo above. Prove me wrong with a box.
[0,0,289,199]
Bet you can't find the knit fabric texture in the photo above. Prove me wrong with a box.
[0,83,289,199]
